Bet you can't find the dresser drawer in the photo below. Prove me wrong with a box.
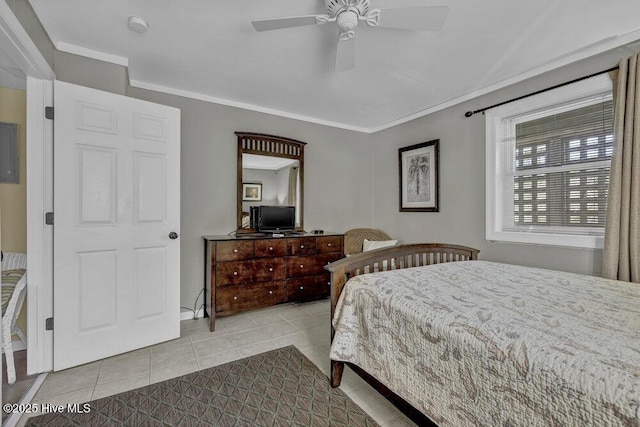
[217,258,286,286]
[287,274,331,301]
[286,237,316,256]
[216,241,254,261]
[254,239,286,258]
[216,261,254,286]
[216,281,286,313]
[286,253,342,278]
[253,258,286,281]
[316,236,343,254]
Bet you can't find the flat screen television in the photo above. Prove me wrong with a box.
[252,205,296,233]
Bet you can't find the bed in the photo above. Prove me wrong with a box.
[326,243,640,427]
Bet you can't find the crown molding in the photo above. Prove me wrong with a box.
[56,41,128,66]
[29,1,128,66]
[369,29,640,133]
[0,1,54,79]
[25,0,640,135]
[129,78,372,134]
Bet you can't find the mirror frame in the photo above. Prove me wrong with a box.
[236,132,306,232]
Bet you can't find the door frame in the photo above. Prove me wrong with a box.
[0,1,55,374]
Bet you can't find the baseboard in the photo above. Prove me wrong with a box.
[180,307,205,321]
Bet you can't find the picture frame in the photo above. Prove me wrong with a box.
[242,182,262,201]
[399,139,439,212]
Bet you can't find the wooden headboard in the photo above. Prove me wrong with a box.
[324,243,479,389]
[325,243,479,330]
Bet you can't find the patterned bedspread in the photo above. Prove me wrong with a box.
[330,261,640,426]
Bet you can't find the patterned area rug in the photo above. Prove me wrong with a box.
[27,345,378,426]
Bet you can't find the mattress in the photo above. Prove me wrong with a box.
[330,261,640,426]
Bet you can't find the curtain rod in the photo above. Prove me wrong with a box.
[464,65,619,118]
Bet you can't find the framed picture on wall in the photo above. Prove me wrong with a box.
[399,139,439,212]
[242,182,262,201]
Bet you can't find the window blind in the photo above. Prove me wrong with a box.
[498,95,613,235]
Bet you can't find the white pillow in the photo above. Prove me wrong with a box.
[363,239,398,252]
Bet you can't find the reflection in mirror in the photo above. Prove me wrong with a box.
[242,154,301,228]
[235,132,306,233]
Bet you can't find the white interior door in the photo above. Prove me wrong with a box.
[53,80,180,371]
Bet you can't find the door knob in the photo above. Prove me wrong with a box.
[169,232,179,240]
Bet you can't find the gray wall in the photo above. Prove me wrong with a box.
[126,86,373,311]
[8,0,376,311]
[12,2,629,311]
[50,52,374,312]
[369,52,625,276]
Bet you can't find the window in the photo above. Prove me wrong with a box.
[486,75,613,248]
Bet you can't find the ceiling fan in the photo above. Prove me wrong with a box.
[251,0,449,72]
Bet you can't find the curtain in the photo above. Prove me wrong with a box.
[603,53,640,282]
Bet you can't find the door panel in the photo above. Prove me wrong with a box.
[53,80,180,370]
[133,246,167,320]
[76,250,117,331]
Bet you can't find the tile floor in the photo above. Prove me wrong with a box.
[18,299,416,426]
[3,350,40,425]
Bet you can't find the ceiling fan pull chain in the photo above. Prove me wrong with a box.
[364,10,380,27]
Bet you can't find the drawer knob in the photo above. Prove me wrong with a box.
[300,264,304,268]
[233,249,238,253]
[299,286,304,290]
[300,245,305,249]
[327,282,331,285]
[269,246,273,250]
[269,267,273,272]
[269,290,273,295]
[327,243,332,247]
[233,271,238,275]
[233,296,238,300]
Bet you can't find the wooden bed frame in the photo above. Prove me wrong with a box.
[325,243,479,424]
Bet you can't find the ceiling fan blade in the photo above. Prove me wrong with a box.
[376,6,449,31]
[335,35,355,72]
[252,15,320,32]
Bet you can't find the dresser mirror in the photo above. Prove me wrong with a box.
[236,132,306,232]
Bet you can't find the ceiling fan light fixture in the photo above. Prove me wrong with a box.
[128,16,149,34]
[336,10,359,32]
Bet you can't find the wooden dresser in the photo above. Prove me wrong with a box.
[203,233,344,330]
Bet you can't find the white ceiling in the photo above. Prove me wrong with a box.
[28,0,640,132]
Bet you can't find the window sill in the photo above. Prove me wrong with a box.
[486,230,604,249]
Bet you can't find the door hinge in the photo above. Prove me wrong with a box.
[45,106,54,120]
[45,212,54,225]
[45,317,54,331]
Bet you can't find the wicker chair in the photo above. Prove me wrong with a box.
[2,252,27,384]
[343,228,393,256]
